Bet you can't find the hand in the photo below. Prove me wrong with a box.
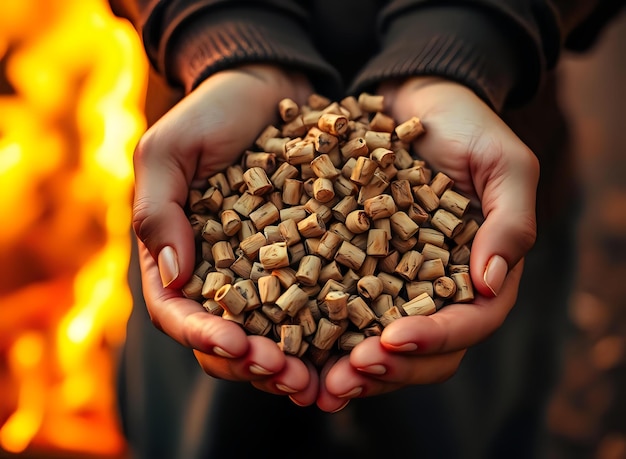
[132,65,318,404]
[317,77,539,412]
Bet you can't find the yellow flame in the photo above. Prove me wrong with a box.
[0,0,148,455]
[0,142,22,175]
[0,334,46,454]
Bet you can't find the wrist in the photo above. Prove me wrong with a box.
[164,7,340,95]
[379,76,486,116]
[231,64,314,107]
[350,5,529,112]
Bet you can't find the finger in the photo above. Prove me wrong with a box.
[194,335,287,382]
[288,360,320,407]
[139,241,249,357]
[317,355,360,413]
[317,350,405,413]
[469,148,539,297]
[251,355,312,397]
[379,261,523,354]
[349,336,466,384]
[131,123,200,290]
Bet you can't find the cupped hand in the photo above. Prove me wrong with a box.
[132,64,317,404]
[317,77,539,412]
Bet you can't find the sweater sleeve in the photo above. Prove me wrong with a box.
[110,0,342,95]
[350,0,625,111]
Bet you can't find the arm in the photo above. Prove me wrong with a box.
[110,0,623,410]
[350,0,625,111]
[318,0,624,411]
[109,0,342,95]
[116,1,341,405]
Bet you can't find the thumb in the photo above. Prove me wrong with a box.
[469,149,539,297]
[132,138,197,289]
[130,66,310,289]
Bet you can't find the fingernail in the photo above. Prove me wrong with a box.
[289,396,308,407]
[249,364,274,376]
[331,401,350,413]
[483,254,507,296]
[337,386,363,399]
[213,346,236,359]
[386,342,418,352]
[276,383,298,394]
[357,364,386,375]
[157,246,179,288]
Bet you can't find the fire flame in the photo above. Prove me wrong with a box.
[0,0,147,456]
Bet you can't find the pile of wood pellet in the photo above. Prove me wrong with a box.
[182,92,480,366]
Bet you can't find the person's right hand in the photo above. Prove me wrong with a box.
[132,64,319,405]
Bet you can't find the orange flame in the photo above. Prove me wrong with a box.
[0,0,147,456]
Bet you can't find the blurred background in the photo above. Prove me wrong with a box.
[0,1,624,458]
[0,1,146,457]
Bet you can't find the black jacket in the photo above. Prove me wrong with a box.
[109,0,624,110]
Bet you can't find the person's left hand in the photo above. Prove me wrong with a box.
[316,77,538,412]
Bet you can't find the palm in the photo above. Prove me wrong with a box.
[385,78,520,205]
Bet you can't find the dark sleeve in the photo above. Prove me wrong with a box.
[109,0,341,95]
[350,0,625,111]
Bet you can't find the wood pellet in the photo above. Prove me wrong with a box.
[182,92,480,366]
